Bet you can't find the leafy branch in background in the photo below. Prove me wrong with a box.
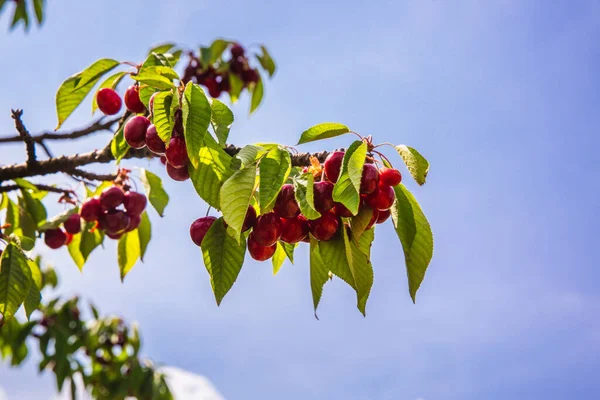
[0,0,46,32]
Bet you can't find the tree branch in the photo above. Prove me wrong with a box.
[11,109,37,165]
[0,183,74,195]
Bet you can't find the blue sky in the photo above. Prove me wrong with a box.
[1,0,600,399]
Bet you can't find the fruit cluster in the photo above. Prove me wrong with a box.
[181,43,260,98]
[44,185,147,249]
[189,151,402,262]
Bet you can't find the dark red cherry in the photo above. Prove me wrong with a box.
[44,228,67,249]
[124,85,146,114]
[145,124,166,154]
[364,185,395,211]
[376,209,391,224]
[365,208,379,230]
[99,210,130,235]
[333,202,354,218]
[242,206,257,232]
[274,184,300,219]
[230,44,245,58]
[248,233,277,261]
[100,186,125,210]
[126,214,141,232]
[190,216,217,246]
[165,136,189,168]
[124,116,150,149]
[63,213,82,234]
[242,69,259,84]
[360,164,380,194]
[81,197,102,222]
[308,212,340,241]
[96,88,122,115]
[280,215,309,244]
[324,151,345,183]
[313,181,334,213]
[253,213,282,247]
[380,168,402,187]
[166,163,190,181]
[123,192,147,216]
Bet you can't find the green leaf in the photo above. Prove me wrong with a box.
[131,66,179,90]
[5,198,36,241]
[256,46,276,77]
[318,232,354,289]
[152,91,175,143]
[309,237,330,317]
[228,74,244,103]
[201,218,247,305]
[234,145,268,169]
[12,178,38,191]
[396,145,430,186]
[138,212,151,262]
[332,141,367,215]
[18,190,47,226]
[67,233,85,270]
[249,76,264,114]
[92,71,128,113]
[294,173,321,220]
[0,243,32,321]
[140,169,169,217]
[182,83,211,168]
[391,185,434,302]
[343,225,374,316]
[148,43,176,55]
[55,59,120,129]
[210,99,234,146]
[118,230,141,281]
[78,222,104,267]
[220,164,257,237]
[259,147,291,213]
[110,122,129,162]
[281,242,296,264]
[208,39,231,63]
[23,260,42,319]
[38,208,78,231]
[190,135,234,208]
[10,0,28,31]
[350,206,374,241]
[272,242,287,276]
[297,122,351,145]
[33,0,44,24]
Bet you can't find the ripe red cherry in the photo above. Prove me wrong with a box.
[242,206,257,232]
[44,228,67,249]
[274,184,300,219]
[376,209,391,224]
[242,69,259,84]
[253,212,282,246]
[165,136,189,168]
[190,216,217,246]
[99,210,130,235]
[230,57,245,75]
[333,202,354,218]
[308,212,340,241]
[248,233,277,261]
[63,213,82,234]
[81,197,102,221]
[280,215,309,244]
[313,181,334,213]
[366,208,379,230]
[160,155,167,165]
[145,124,166,154]
[96,88,122,115]
[100,186,125,210]
[380,168,402,187]
[64,232,74,246]
[364,185,395,211]
[123,192,147,216]
[124,116,150,149]
[166,163,190,181]
[107,232,123,240]
[324,151,345,183]
[149,92,158,114]
[230,44,245,58]
[126,214,141,232]
[360,164,380,194]
[124,85,146,114]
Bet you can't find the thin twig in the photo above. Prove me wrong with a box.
[0,183,74,195]
[11,109,37,165]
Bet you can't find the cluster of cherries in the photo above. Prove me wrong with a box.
[181,43,260,98]
[96,84,191,183]
[44,185,147,249]
[188,151,402,261]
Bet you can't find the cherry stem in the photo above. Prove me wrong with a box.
[373,150,393,168]
[349,131,364,141]
[372,142,396,150]
[205,206,212,218]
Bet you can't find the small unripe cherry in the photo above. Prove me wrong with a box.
[380,168,402,187]
[81,197,102,221]
[124,116,150,149]
[63,213,82,234]
[313,181,334,213]
[242,206,257,232]
[364,185,395,211]
[100,186,125,210]
[253,212,282,247]
[248,233,277,261]
[333,202,354,218]
[280,215,309,244]
[166,163,190,181]
[308,212,340,241]
[123,191,147,216]
[360,164,380,194]
[376,209,391,224]
[165,136,189,168]
[44,228,67,249]
[274,184,300,219]
[145,124,166,154]
[96,88,122,115]
[190,216,217,246]
[124,85,146,114]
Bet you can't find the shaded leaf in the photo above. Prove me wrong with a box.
[259,148,291,213]
[210,99,234,146]
[110,121,129,162]
[332,141,367,215]
[220,164,257,237]
[294,173,321,220]
[152,91,176,143]
[310,236,329,316]
[343,226,374,316]
[24,260,42,319]
[140,169,169,217]
[182,83,211,168]
[190,135,233,209]
[38,208,78,231]
[297,122,350,145]
[0,243,31,321]
[256,46,276,77]
[350,206,374,242]
[131,66,178,90]
[396,145,429,185]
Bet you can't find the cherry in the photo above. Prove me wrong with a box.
[124,116,150,149]
[366,208,379,230]
[308,211,340,241]
[96,88,122,115]
[165,136,189,168]
[242,69,259,84]
[100,186,125,210]
[324,151,345,183]
[242,206,257,232]
[126,214,141,232]
[173,109,184,137]
[333,202,354,218]
[364,185,395,211]
[360,164,380,194]
[124,85,146,114]
[149,92,158,114]
[301,235,311,243]
[376,209,391,224]
[190,216,217,246]
[123,191,147,216]
[230,57,245,75]
[380,168,402,187]
[252,212,282,246]
[64,232,74,246]
[44,228,67,249]
[313,181,334,213]
[63,213,82,234]
[218,74,231,92]
[166,163,190,181]
[160,155,167,165]
[99,210,130,235]
[145,124,166,154]
[208,83,222,98]
[274,184,300,219]
[280,215,309,244]
[81,197,102,221]
[248,233,277,261]
[230,44,245,58]
[107,232,123,240]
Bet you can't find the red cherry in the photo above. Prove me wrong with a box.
[166,163,190,181]
[64,232,74,246]
[274,184,300,219]
[44,228,67,249]
[218,73,231,92]
[324,151,344,183]
[333,202,354,218]
[99,210,130,235]
[366,208,379,230]
[81,197,102,222]
[230,44,245,58]
[100,186,125,210]
[376,209,391,224]
[165,136,189,168]
[313,181,334,213]
[123,192,147,216]
[380,168,402,187]
[248,233,277,261]
[145,124,166,154]
[301,235,311,243]
[364,185,395,211]
[124,116,150,149]
[160,155,167,165]
[124,85,146,114]
[360,164,380,194]
[126,214,141,232]
[230,57,245,75]
[96,88,122,115]
[242,69,259,85]
[173,109,184,137]
[190,216,217,246]
[63,213,82,234]
[107,232,123,240]
[149,92,158,115]
[242,206,257,232]
[253,213,282,247]
[308,212,340,241]
[280,215,309,244]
